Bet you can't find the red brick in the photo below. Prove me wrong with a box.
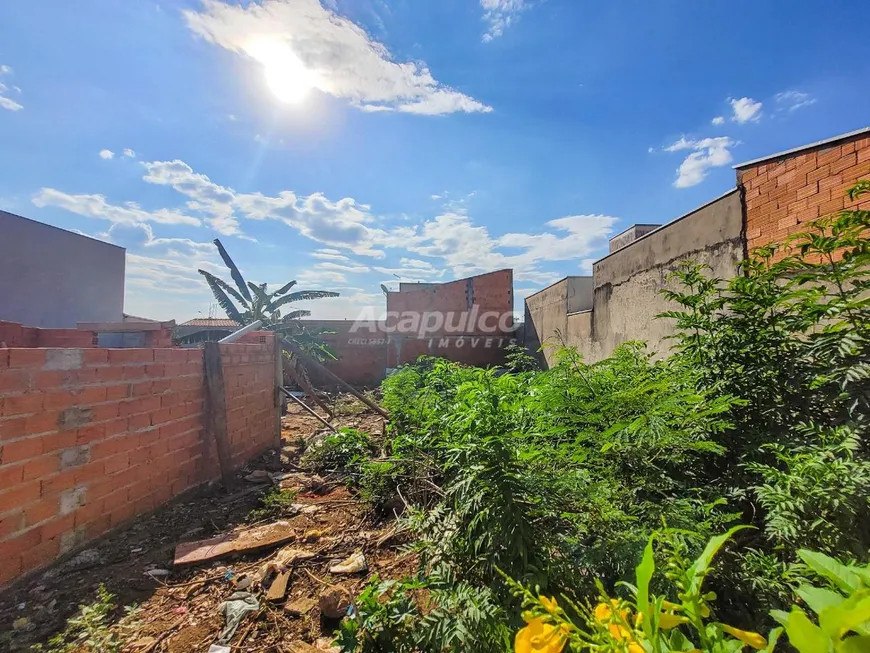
[24,499,57,528]
[82,349,109,366]
[1,437,44,465]
[2,393,44,416]
[817,146,843,166]
[40,431,77,454]
[0,369,28,395]
[831,152,858,175]
[0,528,40,561]
[108,349,154,364]
[819,196,845,216]
[120,396,161,417]
[96,366,125,383]
[73,460,105,484]
[25,411,60,436]
[102,452,130,475]
[0,417,28,443]
[130,381,153,397]
[8,349,47,368]
[0,510,24,539]
[104,383,131,401]
[21,536,61,571]
[23,454,61,480]
[144,364,166,377]
[90,403,120,423]
[127,414,152,431]
[0,479,41,511]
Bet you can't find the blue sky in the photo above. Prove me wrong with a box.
[1,0,867,321]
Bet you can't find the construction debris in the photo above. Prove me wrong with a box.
[318,586,351,619]
[265,569,292,601]
[284,597,317,616]
[244,469,273,484]
[173,520,297,566]
[217,591,259,644]
[329,551,367,574]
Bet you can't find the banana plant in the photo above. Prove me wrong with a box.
[197,238,340,357]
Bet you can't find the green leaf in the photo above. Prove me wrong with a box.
[636,535,655,639]
[818,591,870,640]
[686,525,752,594]
[799,550,863,594]
[272,280,297,297]
[840,635,870,653]
[796,585,845,616]
[777,608,830,653]
[198,270,245,324]
[213,238,252,302]
[271,290,340,310]
[762,627,783,653]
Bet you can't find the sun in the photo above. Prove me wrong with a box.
[246,39,315,104]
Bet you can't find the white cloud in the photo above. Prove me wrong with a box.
[99,149,115,160]
[430,194,442,200]
[647,147,654,154]
[123,148,136,158]
[665,136,737,188]
[311,248,350,261]
[316,261,370,273]
[184,0,491,115]
[398,211,616,285]
[729,97,762,123]
[711,116,725,126]
[32,188,201,226]
[775,90,816,112]
[481,0,527,42]
[0,65,22,112]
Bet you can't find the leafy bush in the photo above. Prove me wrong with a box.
[329,183,869,652]
[301,428,374,474]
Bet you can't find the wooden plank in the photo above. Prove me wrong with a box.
[203,341,234,492]
[173,521,296,566]
[283,354,334,418]
[266,569,292,601]
[279,338,389,419]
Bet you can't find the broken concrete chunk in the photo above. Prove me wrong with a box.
[329,551,367,575]
[144,568,171,579]
[244,470,273,484]
[265,569,291,601]
[284,597,317,616]
[174,521,296,566]
[318,586,351,619]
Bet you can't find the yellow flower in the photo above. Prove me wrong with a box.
[539,596,560,615]
[515,617,567,653]
[661,600,683,611]
[719,624,767,650]
[698,603,711,618]
[634,612,644,627]
[657,613,690,629]
[594,602,611,622]
[628,644,645,653]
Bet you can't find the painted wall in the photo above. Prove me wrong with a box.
[526,190,744,365]
[524,276,592,364]
[0,212,125,328]
[738,129,870,260]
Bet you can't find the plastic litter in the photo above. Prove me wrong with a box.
[217,591,259,644]
[207,645,231,653]
[329,551,367,574]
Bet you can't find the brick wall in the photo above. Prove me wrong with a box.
[0,335,278,587]
[739,131,870,259]
[0,321,175,349]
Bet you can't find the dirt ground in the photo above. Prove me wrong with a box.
[0,399,415,652]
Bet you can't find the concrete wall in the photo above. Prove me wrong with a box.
[0,212,125,328]
[526,190,744,365]
[738,129,870,260]
[524,277,592,363]
[0,335,279,587]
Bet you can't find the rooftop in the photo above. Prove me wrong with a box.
[179,318,240,328]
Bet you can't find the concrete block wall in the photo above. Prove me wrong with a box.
[739,131,870,259]
[0,336,278,587]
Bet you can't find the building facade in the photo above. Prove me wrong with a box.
[0,211,125,328]
[525,127,870,366]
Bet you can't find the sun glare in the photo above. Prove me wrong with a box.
[246,39,315,105]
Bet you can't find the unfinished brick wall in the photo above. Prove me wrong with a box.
[0,321,175,349]
[738,131,870,259]
[0,336,278,587]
